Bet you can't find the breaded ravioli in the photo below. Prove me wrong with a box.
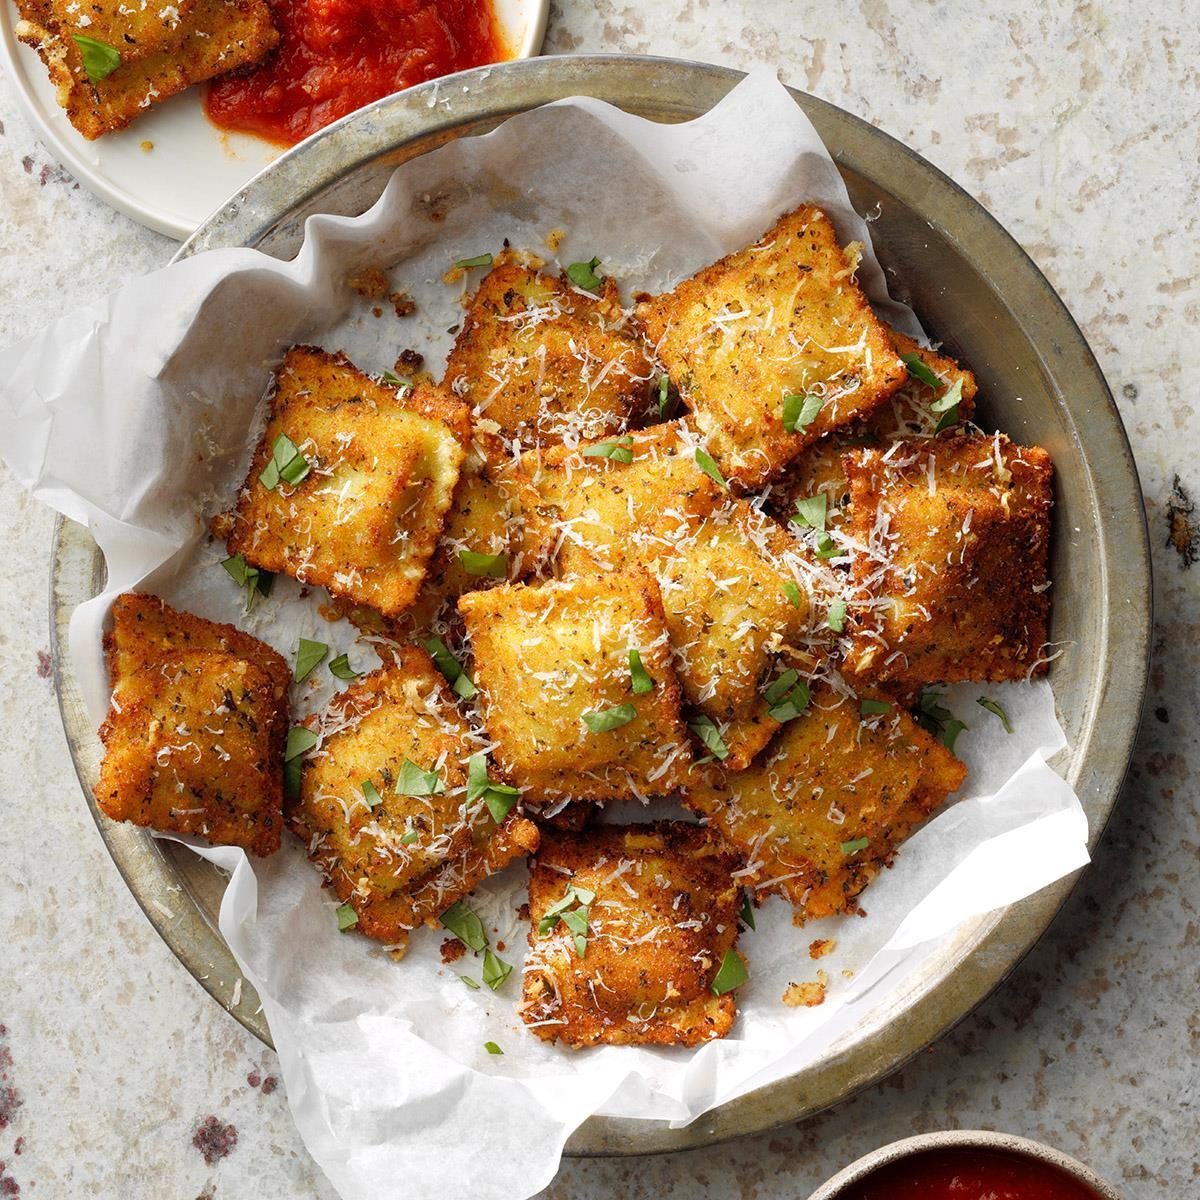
[15,0,276,140]
[684,683,967,921]
[517,419,725,576]
[226,346,469,619]
[288,646,539,950]
[521,822,743,1047]
[458,570,692,807]
[844,432,1054,686]
[443,254,654,445]
[637,206,906,488]
[771,330,979,530]
[95,593,289,855]
[642,497,815,769]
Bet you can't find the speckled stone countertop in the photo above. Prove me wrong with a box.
[1,3,1195,1197]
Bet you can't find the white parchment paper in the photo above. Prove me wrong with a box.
[0,70,1089,1200]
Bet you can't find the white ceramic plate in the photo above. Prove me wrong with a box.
[0,0,548,239]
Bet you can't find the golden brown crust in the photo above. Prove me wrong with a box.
[637,206,906,489]
[95,593,288,856]
[226,346,468,619]
[683,683,967,921]
[843,432,1054,686]
[443,256,654,446]
[16,0,277,140]
[287,645,539,950]
[458,570,693,806]
[521,822,741,1047]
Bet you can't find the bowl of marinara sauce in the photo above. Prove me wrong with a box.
[807,1131,1122,1200]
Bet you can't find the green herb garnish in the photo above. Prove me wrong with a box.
[813,532,841,559]
[335,903,358,931]
[914,689,968,753]
[538,885,593,958]
[688,714,729,760]
[582,436,633,464]
[440,900,487,952]
[361,779,383,809]
[711,949,748,996]
[395,759,444,797]
[901,352,941,389]
[259,433,310,491]
[763,669,811,723]
[782,392,823,434]
[455,253,493,269]
[483,1041,503,1055]
[582,703,637,734]
[841,837,870,855]
[380,370,412,389]
[657,373,673,418]
[629,648,654,695]
[459,550,508,578]
[283,725,316,802]
[482,949,513,991]
[977,696,1013,733]
[467,754,520,824]
[400,825,419,845]
[566,256,602,292]
[424,636,478,699]
[826,598,848,632]
[294,637,328,683]
[782,581,804,609]
[739,892,756,931]
[328,653,361,681]
[859,699,893,717]
[220,553,272,613]
[460,975,481,990]
[931,378,964,432]
[792,493,828,531]
[694,447,727,488]
[73,33,121,82]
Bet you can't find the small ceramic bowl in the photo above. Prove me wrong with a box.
[807,1130,1122,1199]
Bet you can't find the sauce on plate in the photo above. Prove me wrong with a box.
[841,1148,1102,1200]
[206,0,508,146]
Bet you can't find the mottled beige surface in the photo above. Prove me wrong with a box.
[0,1,1196,1196]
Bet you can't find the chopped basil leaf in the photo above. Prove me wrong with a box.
[657,373,674,418]
[260,433,310,491]
[424,636,477,698]
[220,553,272,613]
[482,948,513,991]
[401,826,419,845]
[977,695,1013,733]
[826,598,848,632]
[694,447,727,488]
[711,948,748,996]
[782,392,823,434]
[73,33,120,82]
[582,703,637,733]
[381,370,412,389]
[335,903,358,931]
[538,885,592,957]
[283,757,302,802]
[459,549,508,578]
[901,352,941,389]
[739,892,756,931]
[629,648,654,695]
[460,975,481,990]
[792,493,828,531]
[483,1041,503,1055]
[560,905,589,958]
[841,837,870,855]
[763,669,811,723]
[860,699,893,717]
[582,436,633,464]
[396,758,444,797]
[566,256,602,292]
[941,718,968,752]
[688,714,729,760]
[285,726,318,761]
[466,753,520,824]
[914,689,969,753]
[813,532,840,559]
[932,378,964,431]
[782,581,804,609]
[361,779,383,809]
[440,900,487,952]
[328,653,361,681]
[455,253,493,269]
[294,637,328,683]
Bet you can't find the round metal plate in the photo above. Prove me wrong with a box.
[51,55,1152,1158]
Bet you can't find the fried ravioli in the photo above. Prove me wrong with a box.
[521,822,742,1047]
[16,0,277,140]
[95,593,289,855]
[684,683,967,920]
[225,346,469,619]
[637,206,906,488]
[458,570,692,807]
[288,646,539,950]
[642,498,816,769]
[844,432,1054,686]
[443,255,654,446]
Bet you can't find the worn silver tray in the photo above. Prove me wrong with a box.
[51,55,1151,1156]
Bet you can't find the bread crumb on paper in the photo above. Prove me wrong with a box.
[783,971,828,1008]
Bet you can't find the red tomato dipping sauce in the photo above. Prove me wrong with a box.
[842,1149,1103,1200]
[206,0,508,146]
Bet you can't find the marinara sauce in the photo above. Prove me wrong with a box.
[842,1148,1102,1200]
[206,0,507,146]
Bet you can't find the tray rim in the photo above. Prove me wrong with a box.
[49,53,1153,1159]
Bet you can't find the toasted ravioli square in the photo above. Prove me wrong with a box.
[443,256,654,445]
[458,571,692,806]
[521,822,742,1047]
[684,684,966,920]
[637,206,906,488]
[95,593,289,856]
[773,330,979,529]
[226,346,468,619]
[288,646,538,949]
[643,499,814,769]
[16,0,277,140]
[844,432,1054,686]
[518,419,725,576]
